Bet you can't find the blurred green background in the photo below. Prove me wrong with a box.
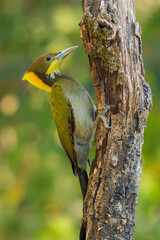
[0,0,159,239]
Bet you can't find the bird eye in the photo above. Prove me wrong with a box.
[46,56,52,61]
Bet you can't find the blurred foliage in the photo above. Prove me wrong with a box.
[0,0,159,239]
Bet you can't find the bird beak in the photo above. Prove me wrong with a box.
[46,46,78,75]
[54,46,78,61]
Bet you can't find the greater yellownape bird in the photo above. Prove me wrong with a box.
[22,46,110,199]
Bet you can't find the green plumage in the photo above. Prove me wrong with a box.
[22,46,98,199]
[50,74,96,171]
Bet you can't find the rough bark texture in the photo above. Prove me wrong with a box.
[80,0,152,239]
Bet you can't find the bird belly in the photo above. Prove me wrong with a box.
[75,113,94,142]
[73,105,94,170]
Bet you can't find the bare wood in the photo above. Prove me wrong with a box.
[80,0,152,239]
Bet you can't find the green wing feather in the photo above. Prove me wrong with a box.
[50,83,88,199]
[50,84,77,174]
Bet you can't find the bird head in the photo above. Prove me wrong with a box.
[22,46,78,92]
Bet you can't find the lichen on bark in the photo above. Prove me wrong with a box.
[80,10,125,78]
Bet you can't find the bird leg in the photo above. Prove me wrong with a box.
[93,105,113,129]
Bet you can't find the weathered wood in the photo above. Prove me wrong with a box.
[80,0,152,239]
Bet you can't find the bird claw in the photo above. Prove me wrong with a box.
[101,104,116,111]
[94,104,115,129]
[98,114,112,129]
[93,105,109,129]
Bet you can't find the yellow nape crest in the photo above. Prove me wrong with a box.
[22,72,51,92]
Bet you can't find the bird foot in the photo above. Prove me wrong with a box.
[93,104,115,129]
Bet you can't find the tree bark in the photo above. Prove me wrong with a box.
[80,0,152,239]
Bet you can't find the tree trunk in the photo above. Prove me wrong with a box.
[80,0,152,239]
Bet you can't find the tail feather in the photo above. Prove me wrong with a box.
[77,168,88,200]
